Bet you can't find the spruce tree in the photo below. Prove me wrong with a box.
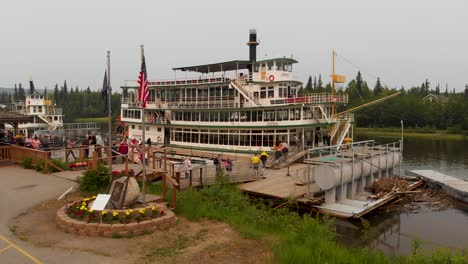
[54,84,59,101]
[356,71,363,95]
[18,83,26,100]
[373,77,383,95]
[317,75,323,92]
[305,76,313,91]
[63,80,68,95]
[14,84,18,100]
[313,76,317,90]
[464,84,468,99]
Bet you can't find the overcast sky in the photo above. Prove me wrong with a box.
[1,0,467,92]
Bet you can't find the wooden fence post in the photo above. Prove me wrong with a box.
[92,151,98,169]
[44,152,49,173]
[172,187,177,208]
[199,167,203,187]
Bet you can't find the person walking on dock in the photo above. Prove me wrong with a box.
[251,153,260,176]
[183,156,192,179]
[66,137,77,161]
[260,151,269,169]
[214,154,221,177]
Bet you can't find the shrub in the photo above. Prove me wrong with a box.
[33,158,70,173]
[21,157,33,169]
[49,159,70,172]
[79,164,110,193]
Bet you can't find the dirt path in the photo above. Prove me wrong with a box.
[12,196,269,263]
[2,165,270,263]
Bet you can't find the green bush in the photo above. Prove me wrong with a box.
[49,159,70,172]
[79,164,110,193]
[21,157,33,169]
[32,158,69,173]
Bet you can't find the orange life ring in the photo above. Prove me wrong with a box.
[157,136,162,143]
[268,75,275,82]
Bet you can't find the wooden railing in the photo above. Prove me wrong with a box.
[0,144,64,173]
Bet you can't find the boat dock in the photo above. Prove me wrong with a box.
[407,170,468,203]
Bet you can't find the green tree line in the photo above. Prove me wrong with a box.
[0,81,121,122]
[302,72,468,131]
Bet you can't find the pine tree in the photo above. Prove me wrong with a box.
[14,84,18,100]
[435,83,440,95]
[305,76,313,91]
[374,77,383,95]
[424,78,430,94]
[464,84,468,99]
[317,75,323,92]
[63,80,68,95]
[313,76,317,90]
[86,86,91,94]
[53,84,59,100]
[18,83,26,100]
[356,71,363,94]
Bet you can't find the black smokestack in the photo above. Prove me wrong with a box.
[247,29,259,62]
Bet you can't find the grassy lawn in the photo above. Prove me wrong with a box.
[355,127,466,140]
[74,117,109,123]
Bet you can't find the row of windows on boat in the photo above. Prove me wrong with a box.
[122,107,332,122]
[170,129,297,147]
[125,84,299,100]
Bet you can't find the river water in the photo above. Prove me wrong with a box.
[334,135,468,255]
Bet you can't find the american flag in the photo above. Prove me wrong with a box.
[137,54,149,108]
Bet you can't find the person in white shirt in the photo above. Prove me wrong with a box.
[183,157,192,179]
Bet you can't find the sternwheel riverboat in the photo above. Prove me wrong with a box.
[120,30,353,154]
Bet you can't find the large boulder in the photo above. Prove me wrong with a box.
[123,177,140,207]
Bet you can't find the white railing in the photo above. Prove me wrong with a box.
[270,93,348,105]
[123,75,231,88]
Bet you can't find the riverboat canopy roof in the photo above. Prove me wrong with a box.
[256,57,298,64]
[173,60,252,73]
[0,111,32,123]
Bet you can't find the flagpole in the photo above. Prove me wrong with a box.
[107,50,113,182]
[141,45,147,206]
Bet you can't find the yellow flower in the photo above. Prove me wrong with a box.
[125,211,130,216]
[129,209,133,213]
[139,208,146,214]
[112,212,119,217]
[80,206,86,210]
[88,209,94,213]
[83,198,90,202]
[151,206,158,211]
[92,196,96,199]
[102,211,108,215]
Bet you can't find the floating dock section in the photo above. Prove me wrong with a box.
[407,170,468,203]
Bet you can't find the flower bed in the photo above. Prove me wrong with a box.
[56,197,176,237]
[112,169,134,177]
[69,161,88,170]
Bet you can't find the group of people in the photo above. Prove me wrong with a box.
[24,134,41,149]
[65,132,103,161]
[213,154,233,177]
[273,141,289,161]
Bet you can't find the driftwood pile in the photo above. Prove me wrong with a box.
[367,176,455,211]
